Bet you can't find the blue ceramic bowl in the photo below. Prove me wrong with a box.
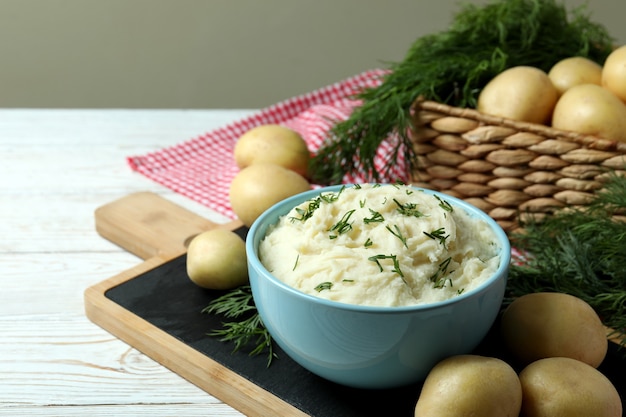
[246,185,510,389]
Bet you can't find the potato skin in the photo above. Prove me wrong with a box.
[519,357,622,417]
[548,56,602,95]
[477,66,558,124]
[414,355,522,417]
[602,45,626,103]
[233,124,310,177]
[551,83,626,143]
[186,229,248,290]
[500,292,608,367]
[229,163,311,227]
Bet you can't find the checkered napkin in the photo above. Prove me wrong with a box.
[127,68,411,219]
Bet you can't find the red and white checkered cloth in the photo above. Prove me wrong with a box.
[127,69,411,219]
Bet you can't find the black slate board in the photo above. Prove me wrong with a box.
[105,226,626,416]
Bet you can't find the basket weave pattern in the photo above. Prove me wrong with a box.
[410,100,626,232]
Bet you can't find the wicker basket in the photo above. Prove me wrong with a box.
[409,99,626,233]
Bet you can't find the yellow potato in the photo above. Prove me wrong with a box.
[477,66,558,124]
[414,355,522,417]
[229,163,311,228]
[519,357,622,417]
[186,229,248,290]
[548,56,602,95]
[602,45,626,103]
[551,83,626,143]
[233,124,310,177]
[500,292,608,367]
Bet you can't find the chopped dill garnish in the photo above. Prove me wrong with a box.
[368,254,406,283]
[386,224,408,248]
[394,199,425,218]
[329,209,356,235]
[429,257,453,288]
[342,279,355,283]
[424,227,450,248]
[293,254,299,271]
[322,186,346,202]
[290,197,321,222]
[315,281,333,292]
[364,209,384,224]
[435,195,453,213]
[364,238,373,247]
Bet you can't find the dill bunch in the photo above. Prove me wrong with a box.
[506,173,626,340]
[310,0,614,184]
[202,285,277,366]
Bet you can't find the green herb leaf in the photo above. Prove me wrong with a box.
[393,199,425,218]
[506,173,626,343]
[203,286,277,366]
[424,227,449,248]
[368,254,406,283]
[329,209,356,235]
[315,281,333,292]
[386,224,408,248]
[429,257,452,288]
[363,209,384,224]
[309,0,613,184]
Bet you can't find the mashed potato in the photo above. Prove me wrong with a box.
[259,183,501,307]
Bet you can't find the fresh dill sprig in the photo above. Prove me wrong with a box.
[309,0,614,184]
[202,286,256,318]
[506,173,626,343]
[202,286,277,366]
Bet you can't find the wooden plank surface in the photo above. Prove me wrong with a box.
[3,109,625,416]
[84,251,308,417]
[0,109,254,416]
[85,191,308,417]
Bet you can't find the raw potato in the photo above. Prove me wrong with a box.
[548,56,602,95]
[414,355,522,417]
[186,229,248,290]
[602,45,626,103]
[500,292,608,367]
[229,163,311,227]
[477,66,558,124]
[551,83,626,143]
[519,357,622,417]
[233,124,310,177]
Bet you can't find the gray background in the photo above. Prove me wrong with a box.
[1,0,623,109]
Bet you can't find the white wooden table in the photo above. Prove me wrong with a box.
[0,109,257,416]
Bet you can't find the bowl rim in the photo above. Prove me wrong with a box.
[246,183,510,314]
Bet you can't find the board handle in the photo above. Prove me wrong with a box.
[95,192,242,260]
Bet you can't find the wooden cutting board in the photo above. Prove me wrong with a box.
[84,192,626,417]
